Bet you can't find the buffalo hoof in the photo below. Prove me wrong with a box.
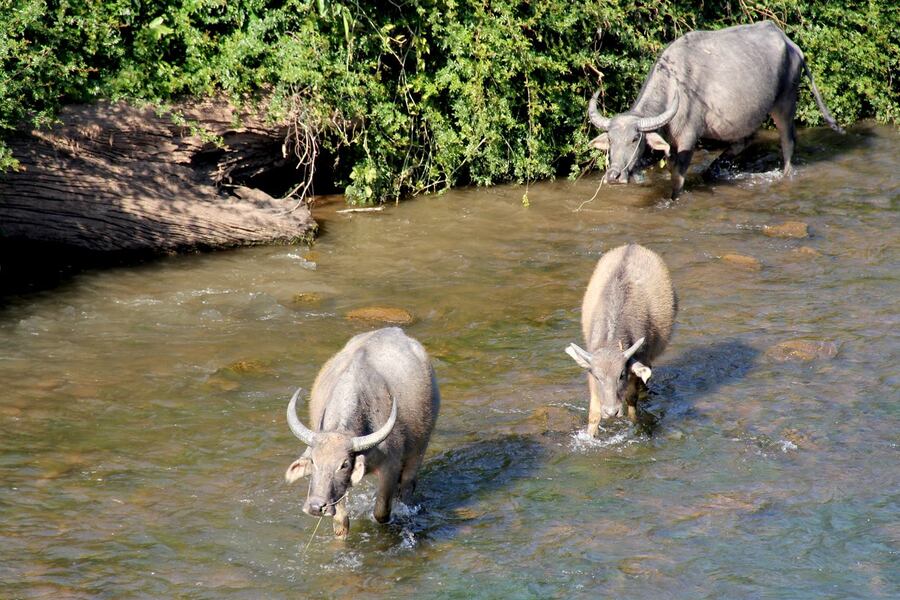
[333,517,350,538]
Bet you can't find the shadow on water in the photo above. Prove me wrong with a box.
[390,435,547,542]
[648,339,761,422]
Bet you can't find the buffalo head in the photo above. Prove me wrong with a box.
[588,91,678,184]
[284,388,397,517]
[565,338,652,419]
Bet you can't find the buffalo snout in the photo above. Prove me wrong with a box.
[600,404,625,419]
[303,498,335,517]
[605,168,628,184]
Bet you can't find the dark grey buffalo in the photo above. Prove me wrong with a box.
[284,327,440,537]
[588,20,844,198]
[566,244,676,436]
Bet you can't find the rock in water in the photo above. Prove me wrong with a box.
[292,292,323,305]
[792,246,823,258]
[721,253,762,270]
[767,339,839,362]
[764,221,809,238]
[346,306,415,325]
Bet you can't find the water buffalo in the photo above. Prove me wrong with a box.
[284,327,440,538]
[588,20,844,198]
[565,244,676,436]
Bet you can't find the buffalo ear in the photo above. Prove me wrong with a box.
[350,454,366,485]
[285,455,312,484]
[645,132,670,154]
[630,361,652,384]
[589,133,610,151]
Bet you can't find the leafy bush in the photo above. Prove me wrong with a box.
[2,1,897,202]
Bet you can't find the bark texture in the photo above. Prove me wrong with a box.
[0,101,315,253]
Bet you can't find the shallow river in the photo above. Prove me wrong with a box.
[1,124,898,598]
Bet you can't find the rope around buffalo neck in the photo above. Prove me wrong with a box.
[302,483,350,554]
[621,131,645,176]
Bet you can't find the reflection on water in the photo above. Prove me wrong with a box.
[1,124,898,598]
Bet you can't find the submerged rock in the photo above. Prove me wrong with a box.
[721,253,762,270]
[767,339,839,362]
[781,428,814,450]
[764,221,809,238]
[346,306,415,325]
[221,359,273,375]
[523,405,583,434]
[792,246,823,258]
[291,292,323,305]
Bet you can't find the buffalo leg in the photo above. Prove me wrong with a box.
[772,76,799,177]
[704,136,752,180]
[625,374,641,423]
[587,371,603,437]
[332,496,350,538]
[398,454,423,505]
[771,108,797,177]
[670,147,694,199]
[373,464,401,523]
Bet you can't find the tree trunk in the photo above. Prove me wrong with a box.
[0,100,316,253]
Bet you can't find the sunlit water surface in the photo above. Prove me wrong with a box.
[1,125,898,598]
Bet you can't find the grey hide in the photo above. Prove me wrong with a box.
[284,327,440,538]
[588,20,844,198]
[566,244,677,437]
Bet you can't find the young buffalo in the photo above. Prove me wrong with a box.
[566,244,676,436]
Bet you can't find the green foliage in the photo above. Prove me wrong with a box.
[1,1,897,201]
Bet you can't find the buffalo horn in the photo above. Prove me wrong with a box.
[622,337,646,360]
[588,91,612,130]
[636,94,679,132]
[286,387,321,447]
[351,397,398,452]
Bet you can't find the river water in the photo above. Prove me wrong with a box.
[1,124,898,598]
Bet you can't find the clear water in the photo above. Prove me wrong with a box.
[1,124,898,598]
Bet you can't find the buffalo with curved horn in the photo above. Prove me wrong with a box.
[284,327,440,538]
[588,21,843,198]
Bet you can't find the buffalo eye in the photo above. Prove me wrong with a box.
[340,459,351,471]
[632,134,640,143]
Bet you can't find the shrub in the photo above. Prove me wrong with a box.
[1,1,897,202]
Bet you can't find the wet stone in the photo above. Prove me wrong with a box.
[781,428,813,449]
[292,292,323,305]
[721,253,762,270]
[767,339,840,362]
[223,359,273,375]
[345,306,415,325]
[793,246,823,258]
[206,377,240,392]
[764,221,809,238]
[523,405,583,434]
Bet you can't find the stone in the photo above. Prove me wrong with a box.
[793,246,823,258]
[721,253,761,270]
[764,221,809,238]
[781,428,812,449]
[767,339,839,362]
[524,405,583,434]
[222,360,273,375]
[292,292,323,305]
[346,306,415,325]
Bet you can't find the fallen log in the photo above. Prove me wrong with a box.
[0,100,316,253]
